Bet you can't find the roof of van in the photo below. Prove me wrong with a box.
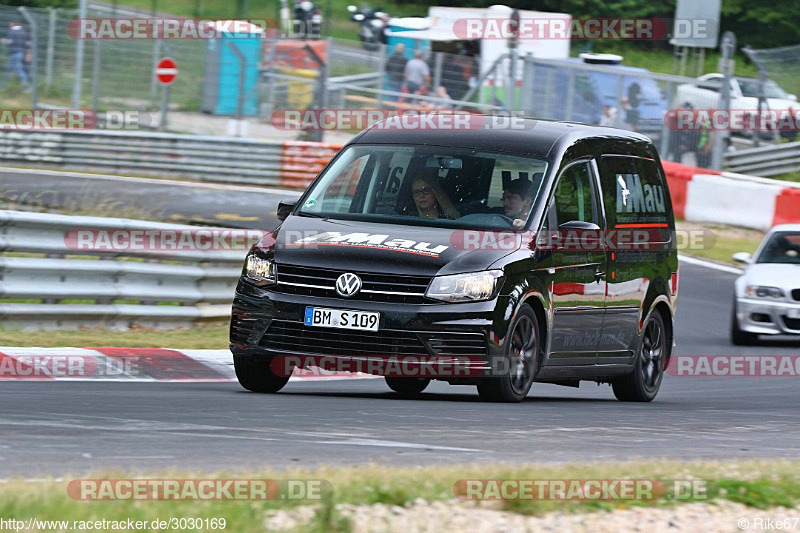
[351,116,654,160]
[557,57,651,74]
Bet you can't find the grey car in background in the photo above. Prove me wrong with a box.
[731,225,800,344]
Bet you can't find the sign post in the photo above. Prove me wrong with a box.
[155,57,177,131]
[712,32,736,169]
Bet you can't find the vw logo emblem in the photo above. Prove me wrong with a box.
[335,273,362,297]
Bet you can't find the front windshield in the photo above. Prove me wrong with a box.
[297,144,549,230]
[756,231,800,264]
[738,79,790,100]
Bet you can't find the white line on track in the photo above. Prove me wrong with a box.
[313,438,480,452]
[678,254,743,274]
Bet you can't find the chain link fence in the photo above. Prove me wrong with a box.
[1,3,796,172]
[520,54,800,170]
[0,4,208,115]
[742,44,800,101]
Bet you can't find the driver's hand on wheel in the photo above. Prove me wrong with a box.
[512,218,525,228]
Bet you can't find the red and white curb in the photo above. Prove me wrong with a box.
[662,161,800,231]
[0,347,376,382]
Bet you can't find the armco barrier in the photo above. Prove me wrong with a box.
[0,210,248,330]
[723,141,800,177]
[0,130,342,189]
[661,161,800,231]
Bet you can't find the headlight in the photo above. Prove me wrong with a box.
[425,270,502,303]
[745,285,784,299]
[245,254,275,284]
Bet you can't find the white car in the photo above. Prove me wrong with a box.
[676,74,798,138]
[731,225,800,344]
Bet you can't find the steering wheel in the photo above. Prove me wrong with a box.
[496,214,515,226]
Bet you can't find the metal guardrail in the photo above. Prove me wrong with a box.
[0,130,343,188]
[0,210,250,330]
[723,141,800,177]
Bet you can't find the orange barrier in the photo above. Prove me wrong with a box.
[279,141,343,189]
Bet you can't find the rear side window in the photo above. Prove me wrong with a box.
[598,156,671,229]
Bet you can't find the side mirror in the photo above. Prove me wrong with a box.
[789,94,797,102]
[558,220,601,231]
[277,199,297,222]
[731,252,751,264]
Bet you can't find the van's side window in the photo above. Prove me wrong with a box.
[548,162,598,228]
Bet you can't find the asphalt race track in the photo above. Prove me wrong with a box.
[1,261,799,477]
[0,168,299,229]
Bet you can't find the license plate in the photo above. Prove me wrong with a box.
[304,307,379,331]
[788,308,800,319]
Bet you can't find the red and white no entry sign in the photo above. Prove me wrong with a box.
[155,58,178,85]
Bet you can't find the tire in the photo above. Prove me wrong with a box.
[477,305,540,403]
[385,376,430,396]
[613,310,669,402]
[233,355,290,393]
[731,300,758,345]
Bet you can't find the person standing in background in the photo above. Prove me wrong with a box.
[404,50,430,97]
[1,21,31,92]
[384,43,407,102]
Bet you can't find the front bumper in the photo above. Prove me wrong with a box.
[230,280,508,377]
[736,297,800,335]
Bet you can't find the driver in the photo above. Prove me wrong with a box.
[502,178,534,228]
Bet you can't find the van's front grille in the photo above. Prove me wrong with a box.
[261,320,430,356]
[260,320,488,358]
[273,264,432,304]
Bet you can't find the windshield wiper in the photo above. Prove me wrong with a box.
[296,211,327,219]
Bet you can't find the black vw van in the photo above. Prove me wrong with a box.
[231,118,678,402]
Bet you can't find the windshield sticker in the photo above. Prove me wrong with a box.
[303,199,317,208]
[288,232,449,257]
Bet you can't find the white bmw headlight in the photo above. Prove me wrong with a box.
[426,270,502,303]
[245,255,275,284]
[745,285,784,299]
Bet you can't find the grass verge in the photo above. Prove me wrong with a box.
[677,219,764,265]
[0,324,229,349]
[0,460,798,532]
